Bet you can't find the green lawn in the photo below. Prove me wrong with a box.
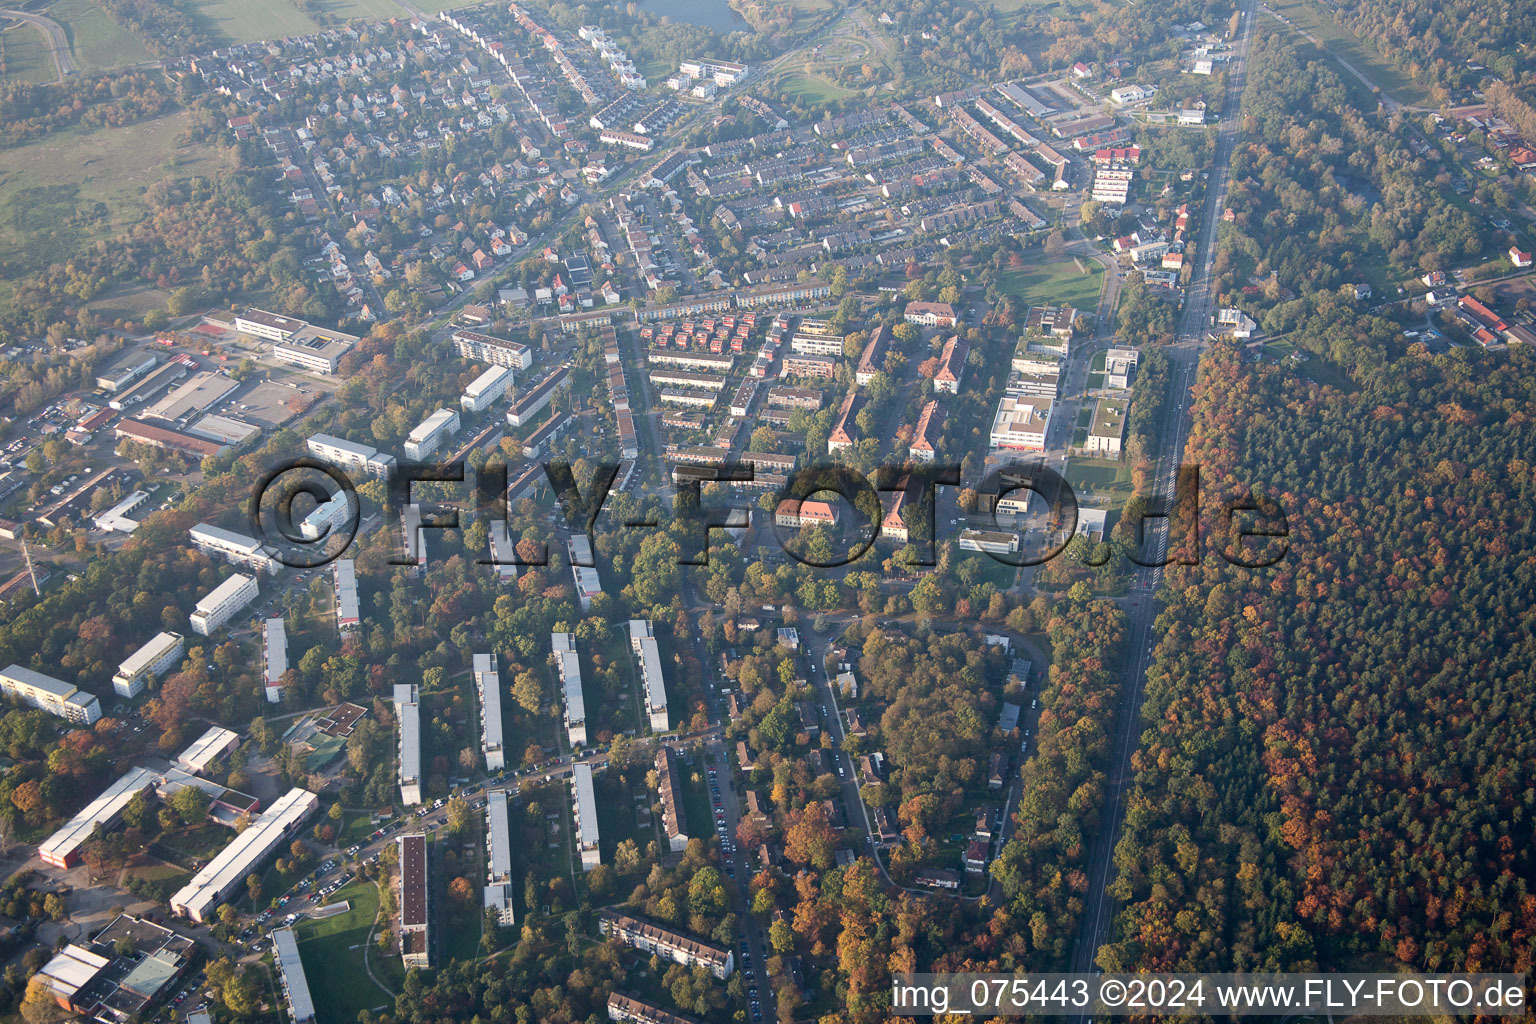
[773,71,859,104]
[1065,457,1132,502]
[996,259,1104,314]
[185,0,320,45]
[50,0,154,71]
[295,881,392,1021]
[0,22,56,84]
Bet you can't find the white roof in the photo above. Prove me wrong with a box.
[408,407,457,442]
[474,653,503,757]
[171,788,318,918]
[190,522,264,554]
[486,790,512,881]
[307,432,380,460]
[40,766,160,864]
[465,364,513,397]
[556,647,585,725]
[398,696,421,784]
[117,631,183,680]
[571,763,599,849]
[197,574,257,613]
[631,628,668,718]
[38,944,110,997]
[264,618,288,684]
[334,559,359,624]
[272,927,316,1022]
[176,726,240,774]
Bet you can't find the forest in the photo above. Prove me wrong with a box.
[1324,0,1532,96]
[1102,340,1536,974]
[0,72,177,149]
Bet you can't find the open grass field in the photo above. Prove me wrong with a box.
[996,258,1104,312]
[1065,457,1132,502]
[1266,0,1434,108]
[772,71,859,103]
[186,0,319,46]
[0,22,57,85]
[0,108,228,287]
[296,880,393,1021]
[49,0,153,71]
[307,0,449,20]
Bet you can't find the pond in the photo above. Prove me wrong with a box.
[640,0,749,33]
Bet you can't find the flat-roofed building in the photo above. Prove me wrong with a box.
[306,433,396,478]
[395,684,422,806]
[1104,347,1139,389]
[553,632,588,746]
[568,535,601,611]
[452,329,533,370]
[608,993,705,1024]
[234,308,307,342]
[189,523,276,575]
[765,385,822,410]
[461,365,515,413]
[398,832,432,968]
[1086,397,1127,455]
[474,653,505,772]
[959,529,1021,555]
[405,408,460,461]
[298,489,354,541]
[272,324,359,375]
[990,395,1053,451]
[598,910,734,978]
[142,372,239,425]
[0,664,101,725]
[484,791,516,925]
[190,573,259,635]
[34,943,111,1012]
[571,763,601,871]
[94,489,152,534]
[113,631,184,698]
[272,927,317,1023]
[487,521,519,582]
[334,559,360,631]
[627,619,670,732]
[170,788,319,922]
[655,746,687,852]
[40,766,161,867]
[175,725,240,774]
[263,617,288,704]
[97,350,158,393]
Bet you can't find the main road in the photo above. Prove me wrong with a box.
[1065,0,1259,992]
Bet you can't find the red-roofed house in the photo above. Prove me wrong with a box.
[1511,246,1533,269]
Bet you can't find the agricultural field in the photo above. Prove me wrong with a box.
[184,0,319,46]
[49,0,153,72]
[0,22,56,85]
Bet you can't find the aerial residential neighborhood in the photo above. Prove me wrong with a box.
[0,0,1533,1021]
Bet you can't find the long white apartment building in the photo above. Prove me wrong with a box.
[403,504,427,567]
[473,653,506,772]
[190,573,259,635]
[113,631,184,698]
[571,762,601,871]
[263,618,288,704]
[461,365,515,413]
[627,620,671,732]
[272,927,317,1024]
[0,664,102,725]
[40,766,160,867]
[306,433,396,478]
[990,395,1054,451]
[568,535,602,611]
[334,559,360,632]
[484,790,516,925]
[552,632,587,746]
[170,788,319,922]
[298,489,354,541]
[189,523,276,575]
[404,408,460,461]
[395,683,422,806]
[487,521,519,582]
